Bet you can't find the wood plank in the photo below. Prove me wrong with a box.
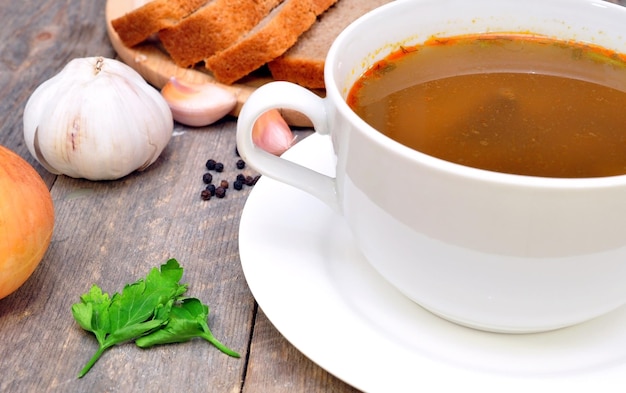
[5,1,625,391]
[244,309,361,393]
[0,0,363,391]
[0,120,256,391]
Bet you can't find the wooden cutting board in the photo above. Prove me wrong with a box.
[105,0,313,126]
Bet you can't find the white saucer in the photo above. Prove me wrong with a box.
[238,133,626,393]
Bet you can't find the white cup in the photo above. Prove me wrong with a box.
[236,0,626,333]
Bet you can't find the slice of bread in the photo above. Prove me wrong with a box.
[204,0,339,85]
[158,0,284,68]
[111,0,209,47]
[268,0,393,89]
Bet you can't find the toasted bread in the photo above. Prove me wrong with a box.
[204,0,339,85]
[268,0,393,89]
[111,0,209,47]
[158,0,284,68]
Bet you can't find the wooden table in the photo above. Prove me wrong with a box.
[0,1,359,392]
[2,1,626,392]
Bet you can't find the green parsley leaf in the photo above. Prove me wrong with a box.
[71,258,239,378]
[72,259,187,378]
[71,285,111,344]
[107,259,187,335]
[135,297,240,358]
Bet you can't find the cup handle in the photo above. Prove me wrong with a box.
[236,81,340,212]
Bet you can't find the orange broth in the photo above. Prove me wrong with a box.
[346,34,626,178]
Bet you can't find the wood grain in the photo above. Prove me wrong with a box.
[3,1,626,392]
[0,1,356,392]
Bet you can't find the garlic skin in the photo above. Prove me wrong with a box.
[23,57,173,181]
[252,109,295,156]
[161,77,237,127]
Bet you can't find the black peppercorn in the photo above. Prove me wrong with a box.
[200,152,256,201]
[205,159,217,170]
[200,189,212,200]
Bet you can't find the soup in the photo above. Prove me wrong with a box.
[347,34,626,178]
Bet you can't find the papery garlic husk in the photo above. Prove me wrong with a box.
[161,77,237,127]
[251,109,295,156]
[23,56,173,181]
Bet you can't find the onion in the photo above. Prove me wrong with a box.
[0,146,54,299]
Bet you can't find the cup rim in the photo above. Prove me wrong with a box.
[325,0,626,190]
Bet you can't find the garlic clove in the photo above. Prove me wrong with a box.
[161,77,237,127]
[251,109,295,156]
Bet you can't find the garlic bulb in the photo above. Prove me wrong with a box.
[161,77,237,127]
[23,56,173,181]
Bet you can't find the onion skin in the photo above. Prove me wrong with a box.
[0,146,54,300]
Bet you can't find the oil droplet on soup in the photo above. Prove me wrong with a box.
[347,34,626,178]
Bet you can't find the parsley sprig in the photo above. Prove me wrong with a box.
[71,259,239,378]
